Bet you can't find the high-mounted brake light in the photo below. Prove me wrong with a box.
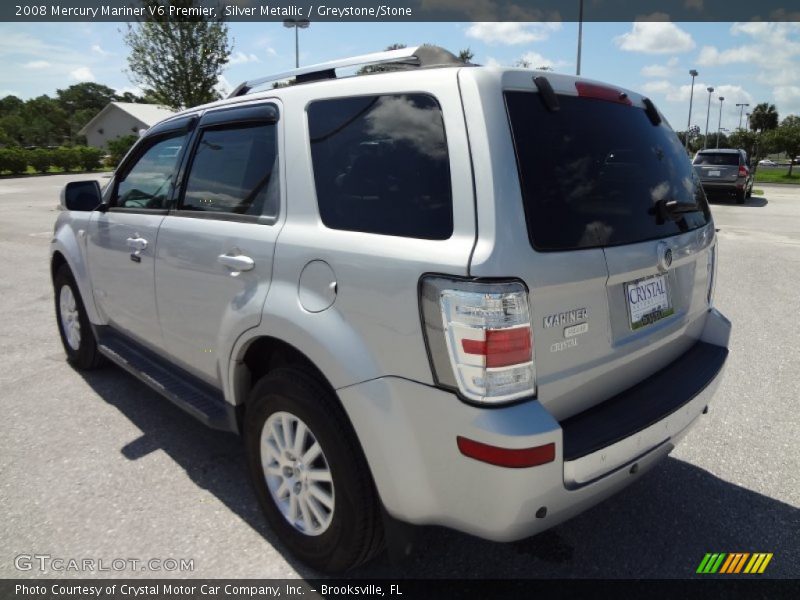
[575,81,632,106]
[420,277,536,404]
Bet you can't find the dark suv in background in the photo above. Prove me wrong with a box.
[692,148,754,204]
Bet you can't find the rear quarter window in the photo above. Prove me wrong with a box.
[505,91,710,251]
[307,93,453,240]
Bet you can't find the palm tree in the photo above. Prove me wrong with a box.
[458,48,474,64]
[749,103,779,132]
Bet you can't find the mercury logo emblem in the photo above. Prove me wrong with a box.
[657,242,673,272]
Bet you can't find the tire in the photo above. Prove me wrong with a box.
[54,264,106,370]
[735,189,746,204]
[244,367,384,572]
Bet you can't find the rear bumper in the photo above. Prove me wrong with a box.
[700,179,745,191]
[338,308,730,542]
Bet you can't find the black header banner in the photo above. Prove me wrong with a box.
[3,0,800,23]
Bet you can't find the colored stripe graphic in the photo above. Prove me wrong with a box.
[698,553,773,574]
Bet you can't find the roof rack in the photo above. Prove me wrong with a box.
[228,45,464,98]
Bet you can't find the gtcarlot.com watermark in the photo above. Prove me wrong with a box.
[14,554,194,573]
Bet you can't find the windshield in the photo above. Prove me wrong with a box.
[505,91,710,251]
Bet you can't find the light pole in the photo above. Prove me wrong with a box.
[704,86,714,149]
[283,18,310,68]
[716,96,725,149]
[576,0,584,76]
[736,102,750,130]
[685,69,699,152]
[746,112,751,131]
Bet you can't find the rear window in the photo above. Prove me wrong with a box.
[693,152,740,166]
[307,93,452,240]
[505,91,710,251]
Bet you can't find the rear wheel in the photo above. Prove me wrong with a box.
[244,367,384,572]
[54,264,105,370]
[735,188,746,204]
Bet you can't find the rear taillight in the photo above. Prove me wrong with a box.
[420,277,535,404]
[738,165,748,177]
[707,243,717,306]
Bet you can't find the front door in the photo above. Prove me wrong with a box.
[87,127,190,350]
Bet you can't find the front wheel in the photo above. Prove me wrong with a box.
[54,264,105,370]
[244,368,384,572]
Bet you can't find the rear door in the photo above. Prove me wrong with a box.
[154,101,283,387]
[466,71,715,420]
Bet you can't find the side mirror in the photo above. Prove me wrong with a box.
[61,180,102,212]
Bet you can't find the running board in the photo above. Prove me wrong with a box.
[96,328,237,433]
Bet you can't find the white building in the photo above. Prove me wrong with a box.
[78,102,175,148]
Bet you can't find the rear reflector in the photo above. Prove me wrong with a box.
[457,436,555,468]
[461,326,532,368]
[575,82,632,106]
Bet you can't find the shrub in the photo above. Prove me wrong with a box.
[52,147,82,172]
[29,148,54,173]
[77,146,104,171]
[106,134,139,167]
[0,147,28,175]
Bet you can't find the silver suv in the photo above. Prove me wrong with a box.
[51,46,730,573]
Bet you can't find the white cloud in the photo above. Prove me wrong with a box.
[91,44,111,56]
[615,19,695,54]
[228,52,260,66]
[517,51,569,71]
[24,60,51,69]
[465,22,560,46]
[69,67,95,81]
[641,57,679,78]
[774,86,800,115]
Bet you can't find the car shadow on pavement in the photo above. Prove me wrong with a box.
[708,196,768,208]
[79,367,799,579]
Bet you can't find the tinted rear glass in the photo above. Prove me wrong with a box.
[693,153,740,166]
[307,94,452,240]
[505,92,710,251]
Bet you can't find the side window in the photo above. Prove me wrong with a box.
[181,123,279,218]
[115,134,186,209]
[307,94,453,240]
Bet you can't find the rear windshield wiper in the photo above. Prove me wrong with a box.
[650,198,698,223]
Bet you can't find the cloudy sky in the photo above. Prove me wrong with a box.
[1,20,798,133]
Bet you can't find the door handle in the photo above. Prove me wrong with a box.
[126,236,148,252]
[218,253,255,272]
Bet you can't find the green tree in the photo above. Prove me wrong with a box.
[124,0,232,110]
[458,48,474,63]
[106,134,140,167]
[768,117,800,175]
[57,83,118,116]
[749,102,779,132]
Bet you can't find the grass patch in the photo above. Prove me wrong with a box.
[752,189,765,196]
[754,169,800,184]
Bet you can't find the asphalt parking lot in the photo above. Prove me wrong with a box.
[1,173,798,579]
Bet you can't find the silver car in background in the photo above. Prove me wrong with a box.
[693,148,754,204]
[51,46,730,573]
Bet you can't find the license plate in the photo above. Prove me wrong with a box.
[626,274,673,330]
[708,170,721,176]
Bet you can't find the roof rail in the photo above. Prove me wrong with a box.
[228,45,464,98]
